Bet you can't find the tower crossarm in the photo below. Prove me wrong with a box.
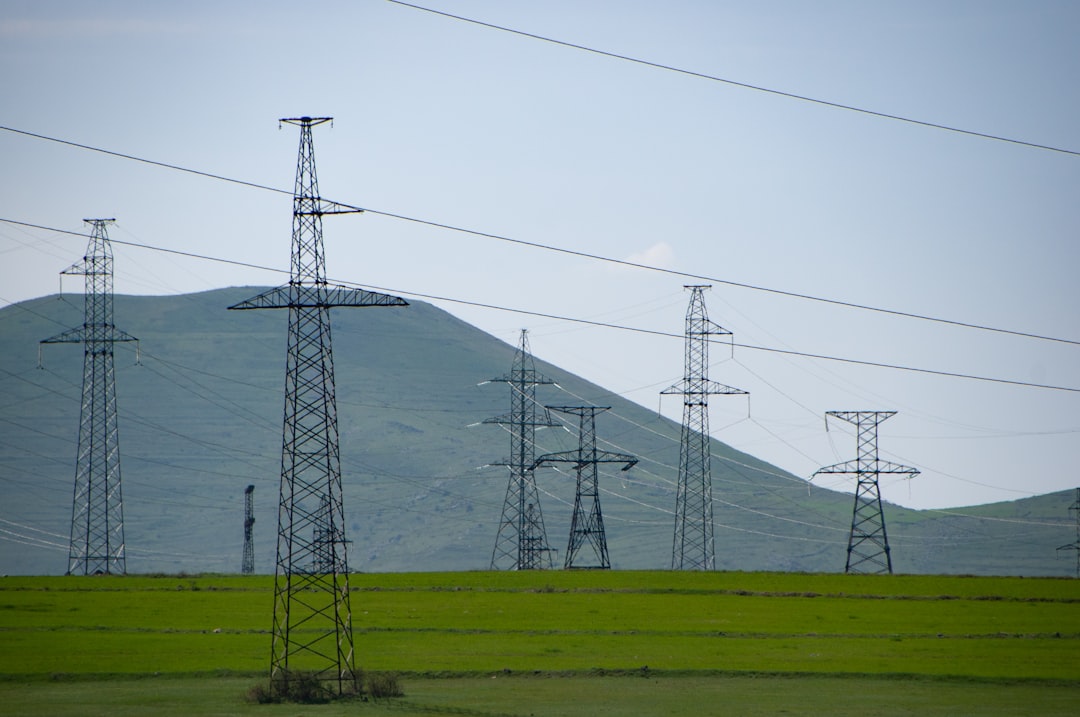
[41,326,138,344]
[531,451,577,469]
[812,459,860,477]
[228,284,407,311]
[490,375,557,393]
[872,460,919,476]
[827,410,896,425]
[813,459,920,477]
[483,413,560,428]
[690,319,732,338]
[488,373,556,386]
[533,449,637,472]
[60,258,111,277]
[661,378,747,397]
[295,199,365,216]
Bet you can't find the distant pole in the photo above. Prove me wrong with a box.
[1057,487,1080,578]
[229,117,407,696]
[534,406,636,569]
[485,329,558,570]
[41,218,138,576]
[661,286,746,571]
[242,485,255,575]
[814,412,919,574]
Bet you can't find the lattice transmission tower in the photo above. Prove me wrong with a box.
[485,330,558,570]
[1057,487,1080,578]
[41,218,138,576]
[230,117,407,696]
[661,285,746,571]
[814,411,919,574]
[242,484,255,575]
[535,406,636,570]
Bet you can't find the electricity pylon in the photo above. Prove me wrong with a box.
[1057,487,1080,578]
[41,218,137,576]
[485,329,558,570]
[230,117,407,696]
[661,285,746,571]
[535,406,636,569]
[814,411,919,575]
[242,485,255,575]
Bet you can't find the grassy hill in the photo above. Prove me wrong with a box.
[0,288,1073,576]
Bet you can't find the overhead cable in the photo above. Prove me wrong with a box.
[3,217,1078,394]
[385,0,1080,158]
[2,125,1078,347]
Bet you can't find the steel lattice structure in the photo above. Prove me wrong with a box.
[242,484,255,575]
[535,406,636,570]
[41,219,137,576]
[661,285,746,570]
[1057,487,1080,578]
[230,117,407,696]
[814,411,919,574]
[485,330,558,570]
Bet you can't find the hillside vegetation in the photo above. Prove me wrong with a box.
[0,289,1073,576]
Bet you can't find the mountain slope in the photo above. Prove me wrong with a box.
[0,288,1072,576]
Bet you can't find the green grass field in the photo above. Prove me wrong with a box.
[1,571,1077,715]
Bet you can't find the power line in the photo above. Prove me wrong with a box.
[552,379,813,490]
[2,126,1079,348]
[924,507,1068,528]
[0,125,294,199]
[356,209,1080,347]
[5,314,1066,550]
[563,370,1075,537]
[4,217,1078,394]
[548,382,864,539]
[0,217,286,276]
[385,1,1080,158]
[0,526,68,552]
[0,516,68,541]
[731,341,1080,394]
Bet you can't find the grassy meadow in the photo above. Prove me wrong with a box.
[0,570,1077,715]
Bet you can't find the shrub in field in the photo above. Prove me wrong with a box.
[245,682,274,704]
[367,671,404,699]
[246,671,359,704]
[277,672,327,703]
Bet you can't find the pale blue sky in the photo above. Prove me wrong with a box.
[1,0,1078,510]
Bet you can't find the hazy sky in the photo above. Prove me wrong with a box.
[2,0,1078,510]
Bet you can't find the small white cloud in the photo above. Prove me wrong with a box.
[624,241,675,270]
